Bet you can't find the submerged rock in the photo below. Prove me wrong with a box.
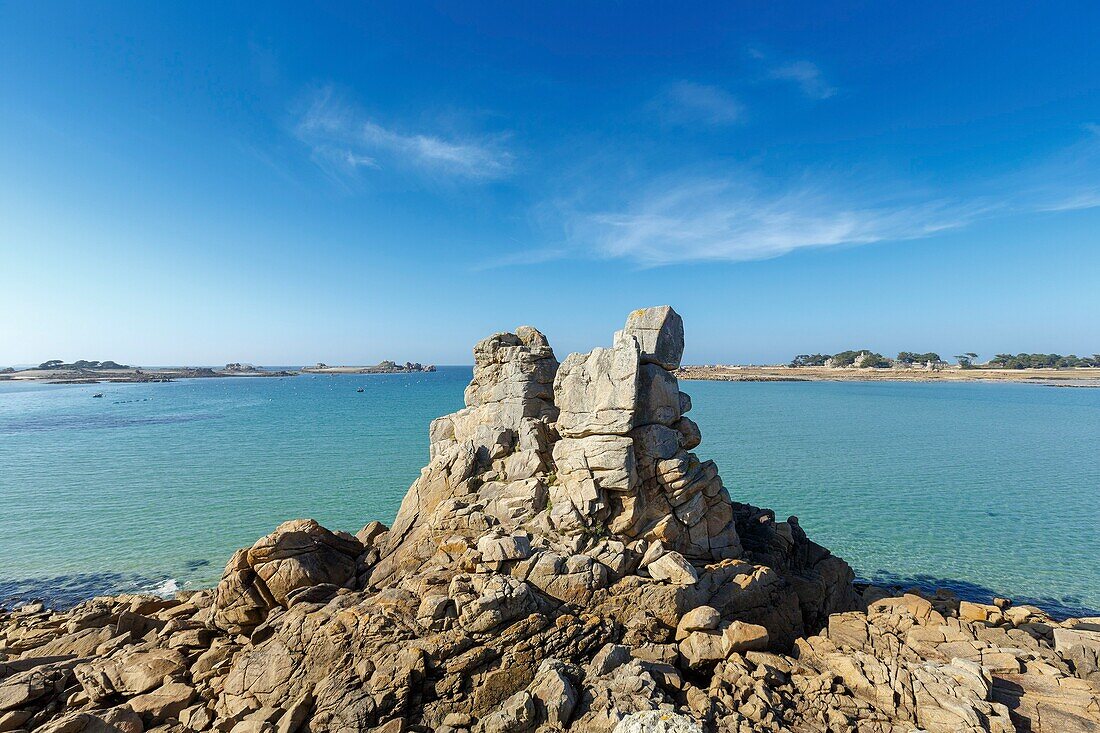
[1,306,1096,732]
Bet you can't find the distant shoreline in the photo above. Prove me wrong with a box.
[676,364,1100,387]
[0,361,436,384]
[300,362,435,375]
[0,366,296,385]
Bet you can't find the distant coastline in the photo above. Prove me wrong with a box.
[677,364,1100,386]
[300,360,435,375]
[0,359,435,384]
[0,364,295,384]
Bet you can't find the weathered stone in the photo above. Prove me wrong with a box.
[477,534,532,562]
[631,424,682,462]
[180,702,215,731]
[456,575,537,633]
[959,600,999,623]
[371,328,560,587]
[109,647,189,696]
[638,540,667,569]
[646,552,698,585]
[1054,626,1100,681]
[721,621,769,654]
[479,690,536,733]
[671,418,700,451]
[0,664,68,712]
[634,364,681,428]
[675,606,721,640]
[463,329,558,430]
[34,707,144,733]
[550,435,636,531]
[589,643,633,677]
[528,660,576,726]
[621,306,685,371]
[128,681,195,720]
[356,520,388,548]
[613,710,704,733]
[554,331,640,438]
[212,519,361,633]
[99,707,144,733]
[231,721,275,733]
[247,520,361,603]
[679,631,725,668]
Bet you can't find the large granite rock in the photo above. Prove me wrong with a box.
[211,518,362,633]
[555,330,640,438]
[4,307,1092,733]
[621,305,685,371]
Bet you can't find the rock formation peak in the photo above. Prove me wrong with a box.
[364,307,852,637]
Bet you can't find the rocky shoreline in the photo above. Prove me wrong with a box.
[2,307,1097,733]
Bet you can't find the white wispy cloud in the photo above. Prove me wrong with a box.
[566,177,986,266]
[1007,130,1100,213]
[470,245,572,271]
[768,60,837,100]
[295,87,514,181]
[654,81,743,125]
[500,131,1100,269]
[1035,192,1100,213]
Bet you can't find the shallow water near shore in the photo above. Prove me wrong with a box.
[1,368,1097,615]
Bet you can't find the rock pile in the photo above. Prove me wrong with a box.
[2,307,1098,733]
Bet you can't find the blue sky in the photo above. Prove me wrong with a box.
[2,2,1099,365]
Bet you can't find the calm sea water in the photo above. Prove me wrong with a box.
[1,368,1097,615]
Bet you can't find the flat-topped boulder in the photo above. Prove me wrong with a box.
[621,305,685,370]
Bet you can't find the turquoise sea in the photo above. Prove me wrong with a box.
[1,368,1098,616]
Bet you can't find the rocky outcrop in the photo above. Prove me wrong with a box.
[2,307,1097,733]
[211,519,362,634]
[549,306,741,569]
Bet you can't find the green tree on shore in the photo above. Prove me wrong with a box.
[897,351,942,365]
[988,353,1100,369]
[954,352,979,368]
[790,354,831,367]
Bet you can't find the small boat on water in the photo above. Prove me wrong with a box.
[356,387,364,393]
[92,393,103,398]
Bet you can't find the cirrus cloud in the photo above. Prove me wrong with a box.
[768,60,837,100]
[653,81,744,125]
[295,87,514,182]
[490,130,1100,270]
[567,176,987,266]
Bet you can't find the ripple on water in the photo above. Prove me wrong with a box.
[0,412,219,434]
[0,572,178,610]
